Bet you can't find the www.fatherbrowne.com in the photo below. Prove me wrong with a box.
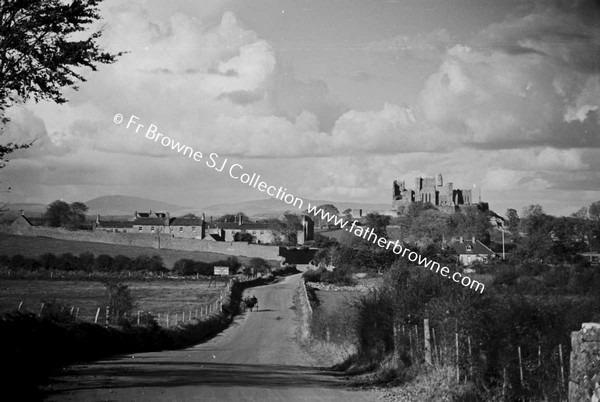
[116,113,484,294]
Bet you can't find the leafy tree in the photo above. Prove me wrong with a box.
[309,204,339,227]
[70,202,89,223]
[589,201,600,221]
[505,208,520,234]
[572,206,588,219]
[215,212,249,223]
[78,251,95,270]
[95,254,114,272]
[233,232,253,242]
[450,208,492,244]
[406,201,436,218]
[409,209,450,243]
[268,215,302,245]
[0,0,122,166]
[102,280,135,325]
[44,200,72,227]
[364,212,391,238]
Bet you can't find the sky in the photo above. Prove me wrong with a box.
[2,0,600,217]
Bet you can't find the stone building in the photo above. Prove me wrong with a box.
[393,173,473,212]
[94,210,314,245]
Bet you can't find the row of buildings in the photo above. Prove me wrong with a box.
[94,211,315,245]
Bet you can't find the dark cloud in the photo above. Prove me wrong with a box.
[216,90,264,105]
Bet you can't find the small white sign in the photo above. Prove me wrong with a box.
[214,266,229,276]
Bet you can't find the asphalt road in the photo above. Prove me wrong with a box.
[43,274,379,402]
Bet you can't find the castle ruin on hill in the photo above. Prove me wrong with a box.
[393,173,475,214]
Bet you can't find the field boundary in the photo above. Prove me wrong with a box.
[2,225,282,260]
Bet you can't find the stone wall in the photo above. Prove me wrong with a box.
[2,225,281,261]
[569,322,600,401]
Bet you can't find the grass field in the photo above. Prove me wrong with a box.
[0,279,229,323]
[0,233,261,268]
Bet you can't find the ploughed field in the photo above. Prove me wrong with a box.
[0,279,229,323]
[0,233,257,268]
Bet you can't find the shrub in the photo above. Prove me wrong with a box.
[302,267,327,282]
[95,254,114,272]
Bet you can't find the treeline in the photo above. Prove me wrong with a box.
[0,252,167,273]
[0,253,277,278]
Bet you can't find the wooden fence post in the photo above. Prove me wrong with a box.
[424,318,432,366]
[432,328,438,366]
[455,332,460,383]
[137,311,140,325]
[518,346,524,387]
[75,307,79,319]
[393,321,400,369]
[94,307,100,323]
[468,336,473,379]
[559,344,565,389]
[39,303,45,317]
[166,312,170,327]
[18,301,23,311]
[105,306,109,327]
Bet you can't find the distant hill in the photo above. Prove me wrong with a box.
[85,195,194,216]
[201,197,391,219]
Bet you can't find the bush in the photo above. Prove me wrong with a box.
[302,267,327,282]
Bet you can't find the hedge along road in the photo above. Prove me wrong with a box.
[43,274,378,402]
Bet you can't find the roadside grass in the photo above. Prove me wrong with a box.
[0,279,226,321]
[377,364,480,402]
[305,288,363,367]
[0,233,261,268]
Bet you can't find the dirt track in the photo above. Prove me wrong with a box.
[43,274,379,401]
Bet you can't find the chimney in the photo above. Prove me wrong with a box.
[202,212,205,222]
[134,210,138,219]
[20,210,25,216]
[459,236,463,243]
[165,212,170,227]
[210,216,213,222]
[238,213,242,226]
[96,214,100,224]
[472,236,475,244]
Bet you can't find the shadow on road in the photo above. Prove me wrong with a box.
[46,361,351,396]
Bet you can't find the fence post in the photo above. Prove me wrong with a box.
[424,318,432,366]
[94,307,100,323]
[137,311,140,325]
[166,312,170,327]
[393,321,400,369]
[559,343,565,389]
[39,302,45,317]
[70,306,75,316]
[432,328,438,366]
[455,332,460,383]
[18,301,23,311]
[518,346,524,387]
[75,307,79,319]
[468,336,473,379]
